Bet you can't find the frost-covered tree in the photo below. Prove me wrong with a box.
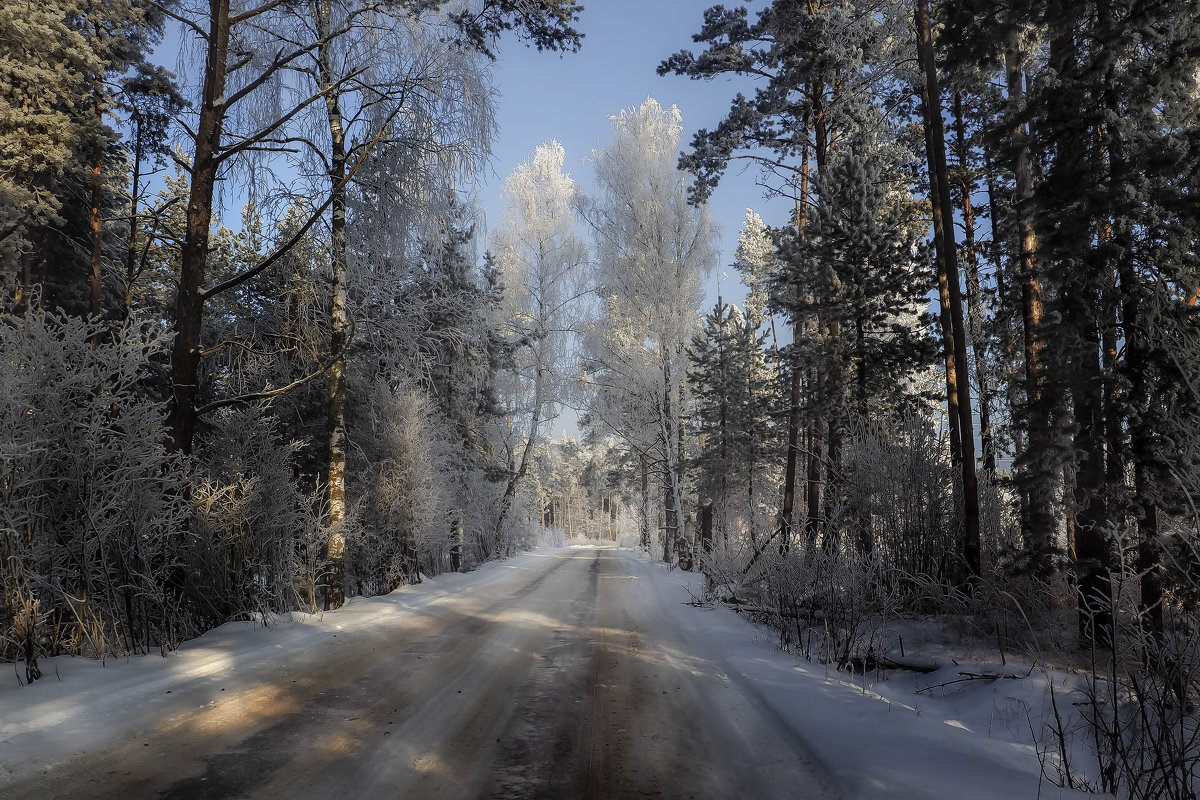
[161,0,582,459]
[365,196,508,570]
[490,140,587,534]
[1023,0,1200,646]
[580,98,718,566]
[160,0,581,609]
[349,380,448,593]
[732,209,777,341]
[661,0,916,548]
[776,140,934,553]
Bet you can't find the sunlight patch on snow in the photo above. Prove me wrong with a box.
[166,646,236,679]
[413,752,447,776]
[477,607,561,630]
[318,730,360,755]
[0,696,81,736]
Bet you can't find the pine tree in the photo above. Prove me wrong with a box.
[777,140,935,552]
[688,299,780,552]
[940,0,1061,579]
[1026,1,1200,647]
[662,0,914,548]
[0,0,98,307]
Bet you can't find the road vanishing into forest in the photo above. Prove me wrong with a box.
[1,548,841,800]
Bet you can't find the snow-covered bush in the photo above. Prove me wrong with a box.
[0,310,189,678]
[460,465,513,567]
[766,548,902,667]
[348,379,451,591]
[189,406,323,618]
[1060,541,1200,800]
[841,414,957,580]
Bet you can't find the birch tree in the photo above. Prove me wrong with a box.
[160,0,581,459]
[581,99,718,565]
[490,140,586,534]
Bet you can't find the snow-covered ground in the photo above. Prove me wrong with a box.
[0,546,1093,799]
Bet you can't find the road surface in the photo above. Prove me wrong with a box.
[0,548,839,799]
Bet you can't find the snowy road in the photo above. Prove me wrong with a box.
[1,548,839,799]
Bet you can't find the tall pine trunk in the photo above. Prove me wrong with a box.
[167,0,231,455]
[1095,8,1163,642]
[124,118,143,321]
[952,92,996,476]
[778,80,829,551]
[916,0,980,581]
[89,87,104,344]
[782,132,813,550]
[1045,24,1113,649]
[1005,29,1055,578]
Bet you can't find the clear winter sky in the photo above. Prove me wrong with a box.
[480,0,786,308]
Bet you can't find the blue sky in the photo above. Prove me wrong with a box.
[479,1,787,308]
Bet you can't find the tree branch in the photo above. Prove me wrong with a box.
[200,97,407,302]
[195,318,354,416]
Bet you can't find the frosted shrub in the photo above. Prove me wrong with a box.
[0,310,189,679]
[461,467,510,567]
[842,414,957,582]
[767,547,900,667]
[349,380,448,591]
[190,407,320,620]
[1065,541,1200,800]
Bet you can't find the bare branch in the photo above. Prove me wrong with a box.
[200,97,409,301]
[195,319,354,416]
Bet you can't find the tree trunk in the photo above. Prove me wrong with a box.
[167,0,231,455]
[1072,348,1112,650]
[916,0,979,582]
[319,0,350,610]
[1005,29,1055,577]
[89,89,104,344]
[952,92,996,476]
[659,356,685,564]
[124,119,143,321]
[781,136,811,551]
[13,251,29,314]
[640,452,650,551]
[1095,0,1162,645]
[450,512,463,572]
[805,367,823,546]
[1045,24,1112,649]
[780,346,801,548]
[822,317,843,552]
